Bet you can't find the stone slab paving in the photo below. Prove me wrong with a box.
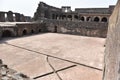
[36,74,60,80]
[2,33,105,69]
[58,65,102,80]
[0,33,105,79]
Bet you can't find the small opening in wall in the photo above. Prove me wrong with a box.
[54,26,57,33]
[31,29,34,34]
[23,29,27,35]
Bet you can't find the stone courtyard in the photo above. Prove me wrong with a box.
[0,33,105,80]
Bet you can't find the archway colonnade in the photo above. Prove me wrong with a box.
[51,14,108,22]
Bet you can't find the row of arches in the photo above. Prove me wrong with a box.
[1,29,42,38]
[52,14,108,22]
[22,29,42,35]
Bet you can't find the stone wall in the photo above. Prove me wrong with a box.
[44,19,108,38]
[34,2,61,20]
[17,22,46,36]
[0,22,46,38]
[104,0,120,80]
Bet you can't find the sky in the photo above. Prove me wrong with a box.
[0,0,118,17]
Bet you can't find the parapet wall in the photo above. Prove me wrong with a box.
[75,6,115,14]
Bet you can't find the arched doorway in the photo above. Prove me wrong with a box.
[31,29,34,34]
[101,17,107,22]
[39,29,41,32]
[94,17,100,22]
[80,16,85,21]
[2,30,12,37]
[23,29,27,35]
[54,26,57,33]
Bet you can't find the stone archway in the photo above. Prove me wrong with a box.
[101,17,108,22]
[2,30,12,37]
[39,29,41,32]
[94,17,100,22]
[80,16,85,21]
[22,29,27,35]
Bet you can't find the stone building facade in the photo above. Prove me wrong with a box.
[34,2,115,38]
[0,2,115,39]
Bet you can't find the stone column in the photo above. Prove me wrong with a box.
[20,14,26,22]
[0,12,5,22]
[7,11,14,22]
[15,13,21,22]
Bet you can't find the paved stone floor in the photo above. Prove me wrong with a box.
[0,33,105,80]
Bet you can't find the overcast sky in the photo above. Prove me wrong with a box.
[0,0,118,17]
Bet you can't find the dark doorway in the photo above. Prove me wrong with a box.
[54,26,57,33]
[80,17,85,21]
[101,17,107,22]
[2,30,12,37]
[94,17,100,22]
[39,29,41,32]
[31,30,34,34]
[23,29,27,35]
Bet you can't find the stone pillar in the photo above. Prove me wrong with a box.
[72,15,74,21]
[103,0,120,80]
[20,14,26,22]
[15,13,21,22]
[0,12,5,22]
[7,11,14,22]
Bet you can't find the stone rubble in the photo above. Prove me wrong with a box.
[0,59,33,80]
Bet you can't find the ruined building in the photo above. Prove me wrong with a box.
[0,2,115,39]
[34,2,115,38]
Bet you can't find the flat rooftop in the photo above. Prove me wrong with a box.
[0,33,105,80]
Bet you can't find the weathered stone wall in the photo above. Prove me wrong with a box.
[104,0,120,80]
[44,19,108,38]
[0,22,46,38]
[34,2,61,20]
[17,22,46,36]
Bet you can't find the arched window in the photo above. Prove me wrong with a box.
[101,17,107,22]
[67,15,72,20]
[23,29,27,35]
[52,14,55,19]
[94,17,100,22]
[80,17,85,21]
